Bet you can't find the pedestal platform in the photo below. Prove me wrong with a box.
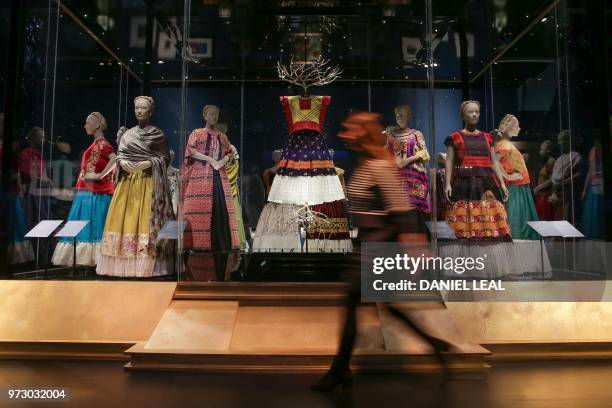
[124,282,489,373]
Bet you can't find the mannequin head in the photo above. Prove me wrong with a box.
[539,139,553,159]
[498,114,520,138]
[84,112,107,137]
[460,100,480,128]
[272,148,283,163]
[27,127,44,149]
[437,152,447,166]
[394,105,412,128]
[134,96,154,124]
[203,105,220,128]
[557,130,571,152]
[56,141,71,157]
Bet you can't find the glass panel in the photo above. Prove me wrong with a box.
[3,0,609,289]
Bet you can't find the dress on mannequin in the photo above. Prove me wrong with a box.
[493,114,539,240]
[52,112,116,266]
[534,140,557,221]
[582,142,604,239]
[182,122,240,251]
[445,130,511,240]
[8,140,34,264]
[386,105,431,214]
[97,96,174,277]
[253,95,352,252]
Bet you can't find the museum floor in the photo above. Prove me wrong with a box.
[1,360,611,407]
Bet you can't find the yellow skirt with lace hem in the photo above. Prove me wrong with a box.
[97,169,166,277]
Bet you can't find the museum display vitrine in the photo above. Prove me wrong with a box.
[1,0,609,286]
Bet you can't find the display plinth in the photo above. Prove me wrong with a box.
[124,343,489,374]
[124,295,489,373]
[2,280,612,370]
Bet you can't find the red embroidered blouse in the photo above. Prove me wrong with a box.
[75,138,115,194]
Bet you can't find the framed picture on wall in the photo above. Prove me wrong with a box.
[188,38,213,59]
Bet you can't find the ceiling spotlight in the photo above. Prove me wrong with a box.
[541,17,548,22]
[99,62,104,66]
[145,61,151,65]
[157,60,164,64]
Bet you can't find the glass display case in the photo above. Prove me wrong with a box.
[1,0,610,287]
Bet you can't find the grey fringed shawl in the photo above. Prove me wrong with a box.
[117,125,174,254]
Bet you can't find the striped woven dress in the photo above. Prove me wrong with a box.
[386,126,431,213]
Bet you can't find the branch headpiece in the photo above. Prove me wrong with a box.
[277,56,342,96]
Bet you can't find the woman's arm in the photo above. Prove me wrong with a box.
[444,145,454,201]
[490,147,509,201]
[84,153,117,180]
[494,151,523,181]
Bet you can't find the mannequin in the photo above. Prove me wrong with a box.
[550,130,582,223]
[493,114,539,240]
[9,137,35,264]
[262,149,284,197]
[19,127,51,229]
[581,138,603,239]
[386,105,431,213]
[217,122,247,250]
[52,112,116,266]
[182,105,240,278]
[98,96,174,277]
[253,95,352,252]
[533,139,557,220]
[444,101,511,240]
[167,150,180,217]
[436,152,448,219]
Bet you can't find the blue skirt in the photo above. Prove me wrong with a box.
[10,194,29,243]
[60,191,112,243]
[582,187,604,239]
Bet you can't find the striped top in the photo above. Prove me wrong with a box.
[445,130,493,168]
[347,159,423,240]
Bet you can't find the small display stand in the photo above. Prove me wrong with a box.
[425,221,456,279]
[158,220,186,276]
[528,220,585,277]
[54,221,90,273]
[25,220,64,273]
[425,221,457,240]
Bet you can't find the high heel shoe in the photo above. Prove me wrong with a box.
[310,369,353,391]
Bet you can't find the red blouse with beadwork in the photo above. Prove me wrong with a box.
[75,138,115,194]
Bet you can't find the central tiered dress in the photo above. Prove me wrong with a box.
[253,95,352,252]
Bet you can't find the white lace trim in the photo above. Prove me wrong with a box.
[252,234,352,253]
[268,175,346,205]
[96,254,169,277]
[8,241,35,264]
[51,242,101,267]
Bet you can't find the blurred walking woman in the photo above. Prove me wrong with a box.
[311,112,451,391]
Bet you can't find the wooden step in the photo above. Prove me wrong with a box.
[174,282,350,305]
[124,342,490,374]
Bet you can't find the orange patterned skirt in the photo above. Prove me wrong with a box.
[446,199,512,241]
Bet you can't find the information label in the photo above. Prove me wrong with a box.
[24,220,64,238]
[54,221,89,238]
